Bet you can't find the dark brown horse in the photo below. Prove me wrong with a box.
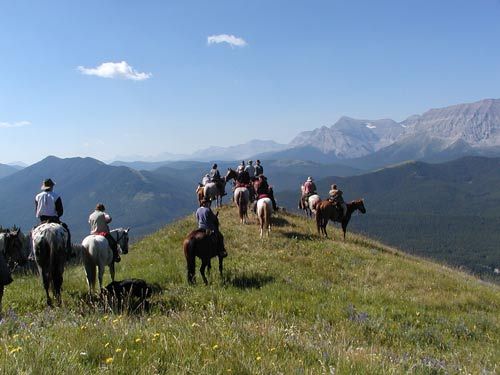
[183,229,226,284]
[0,228,28,316]
[316,199,366,239]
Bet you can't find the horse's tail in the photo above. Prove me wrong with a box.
[315,205,323,234]
[183,238,196,283]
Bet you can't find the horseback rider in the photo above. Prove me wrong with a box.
[236,167,251,187]
[328,184,347,218]
[255,159,263,177]
[236,161,245,175]
[195,198,227,258]
[201,174,210,186]
[244,160,255,179]
[253,175,278,212]
[209,163,226,196]
[34,178,71,254]
[300,176,317,209]
[88,203,121,263]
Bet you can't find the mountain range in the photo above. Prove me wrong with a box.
[0,156,196,241]
[257,98,500,168]
[111,98,500,169]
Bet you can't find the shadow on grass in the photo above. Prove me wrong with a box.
[226,271,275,289]
[282,231,316,241]
[272,216,294,227]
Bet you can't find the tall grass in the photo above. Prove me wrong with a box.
[0,206,498,374]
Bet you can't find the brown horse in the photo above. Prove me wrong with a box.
[183,229,226,284]
[316,199,366,239]
[0,228,27,316]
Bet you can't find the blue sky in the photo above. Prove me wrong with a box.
[1,0,499,164]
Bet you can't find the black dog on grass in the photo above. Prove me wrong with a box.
[105,279,159,312]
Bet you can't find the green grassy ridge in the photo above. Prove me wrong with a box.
[1,206,499,374]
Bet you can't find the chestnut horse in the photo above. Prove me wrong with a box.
[183,229,226,285]
[316,199,366,239]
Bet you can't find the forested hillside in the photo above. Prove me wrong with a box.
[279,156,500,279]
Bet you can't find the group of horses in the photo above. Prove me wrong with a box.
[300,190,366,239]
[0,223,130,312]
[196,168,273,237]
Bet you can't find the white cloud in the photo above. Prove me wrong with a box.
[0,121,31,129]
[77,61,152,81]
[207,34,247,48]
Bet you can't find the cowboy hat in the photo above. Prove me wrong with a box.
[306,176,313,182]
[41,178,55,191]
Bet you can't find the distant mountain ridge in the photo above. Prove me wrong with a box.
[262,98,500,168]
[0,156,195,240]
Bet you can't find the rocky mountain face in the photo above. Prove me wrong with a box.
[286,98,500,165]
[290,117,404,158]
[400,98,500,147]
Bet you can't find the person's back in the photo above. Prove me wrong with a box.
[236,169,250,185]
[89,210,111,234]
[255,160,263,176]
[196,205,218,232]
[245,161,255,178]
[236,162,245,174]
[304,180,316,195]
[89,203,120,262]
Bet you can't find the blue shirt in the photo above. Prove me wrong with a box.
[196,206,218,231]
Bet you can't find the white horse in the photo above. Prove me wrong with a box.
[31,223,68,306]
[299,184,320,218]
[234,187,250,224]
[81,228,130,293]
[257,198,273,238]
[306,194,321,217]
[203,182,224,207]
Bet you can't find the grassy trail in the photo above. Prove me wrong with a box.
[0,205,499,374]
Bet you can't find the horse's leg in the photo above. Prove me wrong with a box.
[42,270,53,307]
[342,221,347,240]
[109,262,115,282]
[218,256,223,281]
[53,263,64,307]
[0,285,3,319]
[98,265,106,292]
[184,240,196,284]
[200,260,209,285]
[83,259,95,294]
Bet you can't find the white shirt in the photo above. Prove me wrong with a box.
[35,191,60,218]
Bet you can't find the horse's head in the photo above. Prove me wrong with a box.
[4,229,28,268]
[117,228,130,254]
[356,199,366,214]
[225,168,237,182]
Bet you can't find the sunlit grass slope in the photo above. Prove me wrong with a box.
[1,206,499,374]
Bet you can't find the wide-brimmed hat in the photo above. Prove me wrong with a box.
[248,160,253,164]
[306,176,313,182]
[41,178,55,191]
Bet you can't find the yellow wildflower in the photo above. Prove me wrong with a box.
[212,344,219,350]
[115,348,122,353]
[256,356,262,361]
[135,338,142,343]
[104,342,110,348]
[9,347,22,354]
[105,357,113,364]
